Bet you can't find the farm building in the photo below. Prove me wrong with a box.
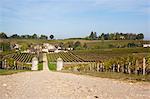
[43,43,56,50]
[143,44,150,48]
[11,44,21,51]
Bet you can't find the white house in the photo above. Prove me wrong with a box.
[42,48,49,53]
[67,47,73,51]
[43,43,56,50]
[13,44,21,51]
[143,44,150,48]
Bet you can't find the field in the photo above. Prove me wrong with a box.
[47,52,85,62]
[3,53,36,63]
[72,48,150,61]
[47,47,150,63]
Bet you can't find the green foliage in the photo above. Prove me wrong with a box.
[83,43,87,49]
[0,32,8,39]
[47,52,84,62]
[0,69,27,75]
[40,35,48,39]
[97,32,144,40]
[32,34,38,39]
[7,58,14,67]
[89,31,97,40]
[0,42,11,51]
[38,62,43,70]
[73,41,81,48]
[48,63,56,71]
[73,48,150,62]
[10,34,20,39]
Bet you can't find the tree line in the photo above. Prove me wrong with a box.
[86,31,144,40]
[0,32,54,40]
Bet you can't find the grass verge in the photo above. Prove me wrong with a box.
[38,62,43,70]
[62,70,150,82]
[48,63,56,71]
[0,69,28,75]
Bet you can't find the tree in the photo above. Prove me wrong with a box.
[10,34,20,39]
[89,31,97,40]
[32,34,38,39]
[67,41,74,48]
[136,33,144,40]
[73,41,81,48]
[0,32,8,39]
[40,35,48,39]
[49,35,54,40]
[83,43,87,49]
[0,42,11,51]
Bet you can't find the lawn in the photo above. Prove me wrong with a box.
[48,63,56,71]
[0,69,28,75]
[38,62,43,70]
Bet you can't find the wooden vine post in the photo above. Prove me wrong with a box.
[135,60,138,74]
[128,62,131,74]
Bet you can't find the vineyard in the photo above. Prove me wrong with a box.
[47,52,85,62]
[3,53,36,63]
[0,53,37,70]
[72,48,150,62]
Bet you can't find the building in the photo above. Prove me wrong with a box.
[143,44,150,48]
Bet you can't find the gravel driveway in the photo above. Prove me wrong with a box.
[0,53,149,99]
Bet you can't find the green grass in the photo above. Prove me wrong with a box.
[38,62,43,70]
[0,69,28,75]
[48,63,56,71]
[62,71,150,82]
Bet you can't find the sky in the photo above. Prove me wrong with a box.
[0,0,150,39]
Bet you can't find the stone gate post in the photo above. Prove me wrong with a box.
[57,58,63,71]
[32,57,38,70]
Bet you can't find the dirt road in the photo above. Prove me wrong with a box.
[0,54,149,99]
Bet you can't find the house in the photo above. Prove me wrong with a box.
[120,36,125,40]
[143,44,150,48]
[66,47,74,51]
[43,43,56,50]
[12,44,21,51]
[42,48,49,53]
[22,49,30,53]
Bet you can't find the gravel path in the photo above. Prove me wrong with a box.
[0,54,149,99]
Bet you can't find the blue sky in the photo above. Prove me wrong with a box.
[0,0,150,39]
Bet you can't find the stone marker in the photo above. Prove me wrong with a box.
[31,57,38,70]
[57,57,63,71]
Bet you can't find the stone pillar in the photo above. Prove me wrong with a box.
[31,57,38,70]
[57,58,63,71]
[143,58,146,75]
